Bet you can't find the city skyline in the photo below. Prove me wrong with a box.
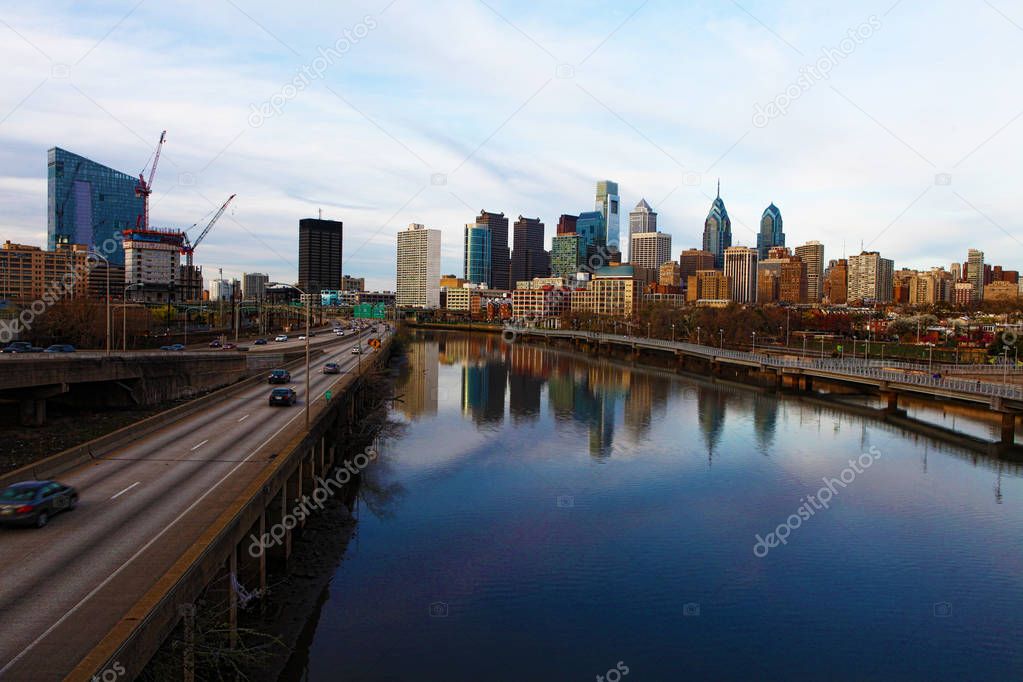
[0,1,1021,289]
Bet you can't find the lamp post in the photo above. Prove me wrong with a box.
[671,323,675,342]
[123,284,143,351]
[647,322,651,338]
[752,331,757,354]
[293,287,313,429]
[802,335,807,359]
[719,329,724,349]
[696,326,701,345]
[928,343,934,373]
[91,251,112,355]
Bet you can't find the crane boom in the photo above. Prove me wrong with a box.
[183,194,236,267]
[135,130,166,228]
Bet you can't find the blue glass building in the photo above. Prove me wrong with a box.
[757,203,785,260]
[575,211,607,268]
[464,223,492,286]
[48,147,143,265]
[702,182,732,268]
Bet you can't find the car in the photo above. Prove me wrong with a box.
[274,335,289,342]
[209,340,222,348]
[222,343,237,350]
[268,369,291,384]
[298,335,306,340]
[334,329,345,337]
[269,387,297,406]
[322,362,341,374]
[2,341,43,353]
[0,480,78,528]
[308,331,317,337]
[351,346,363,355]
[253,338,268,345]
[160,343,186,351]
[44,344,76,353]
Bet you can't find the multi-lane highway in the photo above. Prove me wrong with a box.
[0,327,385,680]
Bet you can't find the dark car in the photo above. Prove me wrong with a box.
[253,338,268,345]
[222,342,237,350]
[322,362,341,374]
[2,341,43,353]
[0,480,78,528]
[44,344,76,353]
[268,369,291,384]
[209,340,222,348]
[160,343,186,351]
[269,387,297,406]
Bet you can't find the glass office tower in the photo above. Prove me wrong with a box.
[464,223,493,286]
[47,147,143,265]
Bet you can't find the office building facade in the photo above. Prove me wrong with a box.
[595,181,621,255]
[794,241,824,302]
[476,211,510,290]
[702,182,732,268]
[757,203,785,261]
[630,231,672,271]
[724,246,757,304]
[464,222,493,286]
[967,249,984,302]
[397,223,441,308]
[47,147,144,265]
[848,251,894,303]
[511,216,548,285]
[298,218,343,294]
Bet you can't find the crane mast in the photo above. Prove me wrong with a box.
[135,130,166,229]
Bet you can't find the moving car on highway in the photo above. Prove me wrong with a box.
[351,345,363,355]
[274,334,288,342]
[322,362,341,374]
[44,344,76,353]
[268,387,298,406]
[209,339,222,348]
[253,338,268,345]
[2,341,43,353]
[0,480,78,528]
[268,369,291,384]
[160,344,186,351]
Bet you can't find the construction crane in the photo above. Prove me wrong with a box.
[135,130,166,229]
[182,194,236,267]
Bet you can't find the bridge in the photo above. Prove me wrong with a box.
[0,327,389,680]
[514,328,1023,445]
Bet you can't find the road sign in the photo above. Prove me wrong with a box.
[325,389,332,401]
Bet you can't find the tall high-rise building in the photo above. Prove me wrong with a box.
[576,211,608,267]
[47,147,144,265]
[757,204,785,261]
[794,241,824,302]
[464,222,492,286]
[397,223,441,308]
[298,218,343,294]
[557,214,578,235]
[630,231,672,270]
[476,211,510,290]
[511,216,548,285]
[124,228,183,303]
[824,259,848,304]
[724,246,757,303]
[679,248,716,283]
[551,234,584,278]
[967,248,984,302]
[242,272,269,300]
[595,180,621,255]
[848,251,894,303]
[628,198,656,260]
[950,262,962,281]
[702,182,732,268]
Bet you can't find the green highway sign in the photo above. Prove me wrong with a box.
[325,390,333,401]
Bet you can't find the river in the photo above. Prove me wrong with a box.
[285,331,1023,681]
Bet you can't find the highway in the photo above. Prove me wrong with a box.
[0,327,385,680]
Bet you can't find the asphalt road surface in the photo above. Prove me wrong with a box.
[0,328,386,680]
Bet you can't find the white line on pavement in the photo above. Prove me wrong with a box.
[110,482,140,500]
[190,440,209,451]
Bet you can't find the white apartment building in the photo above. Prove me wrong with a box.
[397,223,441,308]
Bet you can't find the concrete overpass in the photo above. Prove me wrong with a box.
[0,327,386,680]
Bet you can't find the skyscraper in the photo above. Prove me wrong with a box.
[724,246,757,303]
[464,222,492,286]
[757,203,785,261]
[968,248,984,302]
[476,211,510,290]
[702,181,732,268]
[47,147,144,264]
[628,198,656,260]
[298,218,343,294]
[551,234,583,278]
[794,241,824,302]
[848,251,894,303]
[397,223,441,308]
[511,216,548,285]
[595,181,621,255]
[576,211,608,267]
[630,231,672,270]
[679,248,716,283]
[557,214,578,235]
[824,259,848,304]
[242,272,269,300]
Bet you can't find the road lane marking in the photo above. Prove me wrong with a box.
[0,395,317,677]
[238,414,250,422]
[190,439,209,451]
[110,482,140,500]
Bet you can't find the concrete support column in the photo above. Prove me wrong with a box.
[19,398,45,427]
[1000,412,1016,446]
[881,391,899,413]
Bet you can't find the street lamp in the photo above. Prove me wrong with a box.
[671,323,675,342]
[696,326,701,345]
[647,322,651,338]
[292,287,313,428]
[719,329,724,349]
[123,284,144,351]
[90,251,112,355]
[752,331,757,354]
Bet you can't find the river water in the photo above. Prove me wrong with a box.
[288,331,1023,681]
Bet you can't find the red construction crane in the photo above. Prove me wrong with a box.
[182,194,236,267]
[135,130,166,229]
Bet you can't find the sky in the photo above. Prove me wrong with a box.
[0,0,1021,291]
